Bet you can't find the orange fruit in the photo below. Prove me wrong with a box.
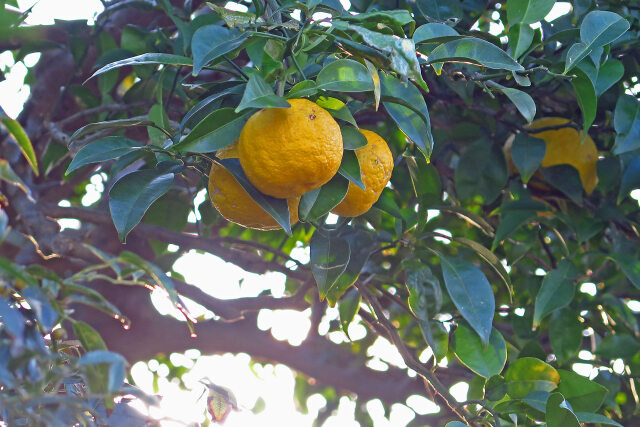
[208,143,299,230]
[238,98,343,199]
[332,129,393,217]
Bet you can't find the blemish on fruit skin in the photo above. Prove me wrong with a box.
[310,109,316,120]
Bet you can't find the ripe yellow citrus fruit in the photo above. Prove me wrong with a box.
[332,129,393,217]
[505,117,599,194]
[238,98,343,199]
[208,143,299,231]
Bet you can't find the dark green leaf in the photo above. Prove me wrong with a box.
[546,393,580,427]
[509,23,534,59]
[533,259,578,326]
[438,254,495,344]
[341,126,368,150]
[326,228,375,305]
[609,253,640,289]
[285,80,318,98]
[414,0,462,22]
[338,10,413,36]
[192,25,248,75]
[311,231,350,300]
[173,108,251,153]
[453,237,513,297]
[549,309,582,365]
[541,165,584,203]
[236,73,290,113]
[595,334,640,359]
[498,87,536,122]
[557,370,607,413]
[88,53,192,80]
[217,158,292,235]
[70,118,156,142]
[617,156,640,203]
[180,84,245,132]
[109,169,175,242]
[427,38,524,71]
[66,137,143,175]
[575,412,623,426]
[485,375,508,401]
[413,23,459,44]
[507,0,556,25]
[511,133,546,183]
[454,324,506,378]
[578,58,624,96]
[455,141,508,204]
[338,288,361,338]
[299,174,349,221]
[338,150,364,190]
[571,67,597,132]
[613,95,640,155]
[316,59,374,92]
[504,357,560,399]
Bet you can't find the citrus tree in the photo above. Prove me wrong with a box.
[1,0,640,425]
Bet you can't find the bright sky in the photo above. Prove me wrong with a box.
[0,1,583,425]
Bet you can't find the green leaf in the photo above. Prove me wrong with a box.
[453,237,513,297]
[88,53,192,80]
[0,158,32,199]
[315,96,357,127]
[364,59,381,110]
[571,67,597,132]
[498,87,536,122]
[338,10,413,36]
[546,393,581,427]
[380,74,433,157]
[609,252,640,289]
[180,84,245,132]
[338,289,361,338]
[541,165,584,204]
[613,95,640,155]
[310,231,350,299]
[427,37,524,71]
[455,141,508,204]
[341,126,367,150]
[557,370,607,413]
[350,26,427,90]
[575,412,623,426]
[505,357,560,399]
[549,309,582,365]
[413,23,459,44]
[509,23,535,59]
[236,73,290,113]
[578,58,624,96]
[485,375,508,401]
[217,158,292,235]
[326,228,375,305]
[454,324,506,378]
[414,0,462,22]
[285,80,318,99]
[595,334,640,359]
[109,169,175,242]
[564,11,630,73]
[507,0,556,25]
[191,25,248,75]
[533,259,578,326]
[338,150,364,190]
[438,254,495,344]
[173,108,251,153]
[617,156,640,203]
[0,109,38,175]
[510,133,546,183]
[299,174,349,221]
[70,118,157,142]
[316,59,374,92]
[73,321,107,351]
[66,137,143,175]
[445,423,468,427]
[406,156,441,205]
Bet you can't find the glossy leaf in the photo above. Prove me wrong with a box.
[498,87,536,122]
[511,133,546,183]
[338,288,361,338]
[618,156,640,203]
[70,118,156,142]
[546,393,580,427]
[455,141,508,204]
[549,309,582,365]
[0,108,38,175]
[285,80,318,99]
[311,231,350,299]
[298,174,349,222]
[505,357,560,399]
[173,108,251,153]
[557,369,607,413]
[316,59,374,92]
[88,53,192,80]
[609,253,640,289]
[427,38,524,71]
[338,150,364,190]
[507,0,556,25]
[192,25,248,75]
[217,158,292,235]
[109,169,175,242]
[326,228,375,305]
[454,324,506,378]
[439,254,495,344]
[533,260,578,326]
[180,84,245,132]
[596,334,640,359]
[541,165,584,204]
[575,412,623,426]
[509,23,534,59]
[578,58,624,96]
[613,95,640,155]
[235,73,290,113]
[341,126,367,150]
[73,321,107,351]
[66,136,143,174]
[413,23,459,44]
[571,67,597,132]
